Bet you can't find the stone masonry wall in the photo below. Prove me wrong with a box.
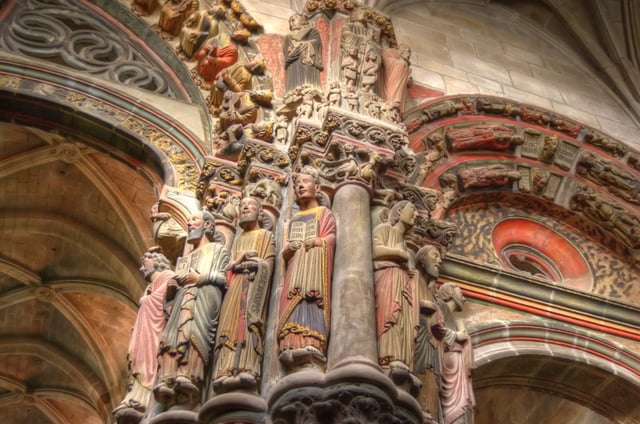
[245,0,640,147]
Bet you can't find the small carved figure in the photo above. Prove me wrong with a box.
[628,153,640,171]
[550,117,581,138]
[584,130,628,158]
[477,98,520,118]
[395,146,417,176]
[218,89,272,132]
[158,0,199,37]
[345,87,360,113]
[361,51,380,93]
[576,152,640,205]
[132,0,158,16]
[520,106,550,126]
[273,114,290,146]
[154,211,229,409]
[458,165,521,190]
[531,169,550,194]
[432,173,458,220]
[419,134,447,178]
[284,13,323,92]
[209,56,266,114]
[413,245,443,421]
[341,7,377,91]
[278,167,336,370]
[540,134,559,162]
[432,283,476,424]
[365,98,382,119]
[373,201,419,382]
[320,140,359,182]
[341,47,359,88]
[446,124,524,152]
[195,33,239,90]
[296,92,316,119]
[245,178,283,209]
[383,101,402,124]
[178,6,225,60]
[327,82,342,108]
[212,197,275,393]
[419,100,462,125]
[570,186,640,248]
[150,203,187,264]
[113,250,176,423]
[381,43,412,114]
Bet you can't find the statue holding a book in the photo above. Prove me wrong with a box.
[277,167,336,370]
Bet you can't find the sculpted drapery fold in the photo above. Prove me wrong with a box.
[213,197,276,393]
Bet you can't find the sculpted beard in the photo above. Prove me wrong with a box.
[142,264,155,281]
[188,224,206,243]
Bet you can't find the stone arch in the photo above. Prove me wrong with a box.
[0,61,204,191]
[407,95,640,278]
[469,321,640,423]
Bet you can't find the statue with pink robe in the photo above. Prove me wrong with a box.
[381,43,412,113]
[113,250,176,423]
[432,283,475,424]
[278,167,336,370]
[373,200,419,382]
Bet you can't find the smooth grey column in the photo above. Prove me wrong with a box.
[327,182,378,369]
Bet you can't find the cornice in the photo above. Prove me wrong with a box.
[442,253,640,340]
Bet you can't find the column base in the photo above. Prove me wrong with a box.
[147,410,197,424]
[268,361,423,423]
[199,392,267,424]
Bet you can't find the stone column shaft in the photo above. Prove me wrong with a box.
[327,182,378,369]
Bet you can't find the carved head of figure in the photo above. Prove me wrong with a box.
[389,200,416,231]
[438,282,465,312]
[541,134,559,158]
[416,245,442,281]
[231,27,251,43]
[246,56,266,75]
[139,250,172,282]
[238,196,263,230]
[531,170,550,194]
[187,210,216,244]
[289,13,306,31]
[398,43,411,61]
[350,7,369,24]
[293,166,321,207]
[210,5,227,20]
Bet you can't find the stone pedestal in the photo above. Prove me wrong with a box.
[147,410,197,424]
[199,392,267,424]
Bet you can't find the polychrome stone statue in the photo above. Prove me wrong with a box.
[154,211,229,409]
[432,283,475,424]
[113,249,176,423]
[212,197,275,393]
[278,167,336,370]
